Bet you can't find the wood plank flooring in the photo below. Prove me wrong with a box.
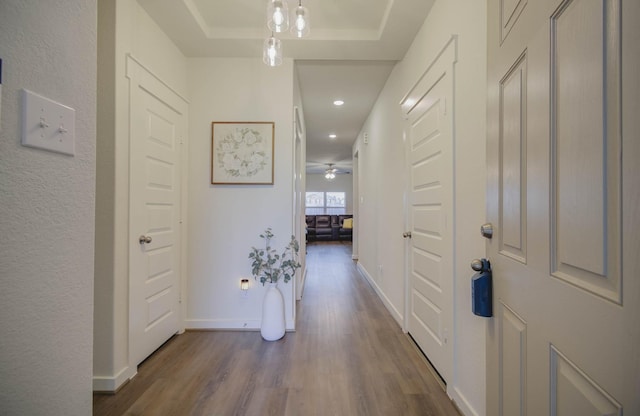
[94,242,460,416]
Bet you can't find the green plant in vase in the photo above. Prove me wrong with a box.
[249,228,301,285]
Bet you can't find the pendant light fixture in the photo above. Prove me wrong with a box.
[267,0,289,33]
[291,0,310,38]
[263,33,283,67]
[263,0,311,67]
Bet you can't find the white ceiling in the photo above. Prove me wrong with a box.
[138,0,435,173]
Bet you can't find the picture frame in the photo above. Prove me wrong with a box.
[211,121,275,185]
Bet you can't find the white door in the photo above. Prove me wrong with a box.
[486,0,639,414]
[128,58,186,366]
[402,40,456,383]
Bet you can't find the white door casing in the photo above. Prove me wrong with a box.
[402,38,457,383]
[294,106,305,301]
[486,0,639,414]
[127,56,187,367]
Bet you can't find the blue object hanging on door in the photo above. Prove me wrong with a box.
[471,258,493,317]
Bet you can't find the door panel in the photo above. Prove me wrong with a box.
[550,346,622,416]
[499,52,527,263]
[487,0,639,414]
[499,302,526,416]
[550,0,622,303]
[128,57,186,367]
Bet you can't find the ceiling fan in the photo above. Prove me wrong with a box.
[324,163,337,180]
[306,161,351,175]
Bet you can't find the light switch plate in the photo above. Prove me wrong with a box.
[21,89,75,156]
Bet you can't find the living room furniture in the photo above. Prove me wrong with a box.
[305,214,353,242]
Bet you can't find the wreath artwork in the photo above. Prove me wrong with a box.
[211,122,274,184]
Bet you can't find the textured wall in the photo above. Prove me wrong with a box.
[354,0,487,414]
[0,1,97,415]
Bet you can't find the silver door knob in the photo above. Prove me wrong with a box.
[403,232,412,238]
[471,259,484,271]
[139,235,152,244]
[480,223,493,239]
[471,258,491,273]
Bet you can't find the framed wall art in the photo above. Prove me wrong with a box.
[211,121,275,185]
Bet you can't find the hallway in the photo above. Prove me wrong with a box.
[94,242,460,415]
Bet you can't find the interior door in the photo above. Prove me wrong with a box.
[486,0,639,414]
[128,57,186,366]
[402,40,455,383]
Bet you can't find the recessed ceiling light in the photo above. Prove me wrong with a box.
[329,134,337,139]
[333,100,344,106]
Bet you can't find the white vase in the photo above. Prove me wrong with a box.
[261,282,286,341]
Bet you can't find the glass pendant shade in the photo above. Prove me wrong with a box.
[267,0,289,33]
[263,35,283,67]
[292,4,310,38]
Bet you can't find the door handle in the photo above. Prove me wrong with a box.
[471,258,491,272]
[403,232,412,239]
[139,235,152,244]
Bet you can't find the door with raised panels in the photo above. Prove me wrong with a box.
[128,57,186,367]
[486,0,639,414]
[402,40,456,383]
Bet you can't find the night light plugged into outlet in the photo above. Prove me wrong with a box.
[240,278,249,298]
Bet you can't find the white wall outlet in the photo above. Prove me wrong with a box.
[21,89,75,156]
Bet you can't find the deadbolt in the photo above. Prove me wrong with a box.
[480,223,493,239]
[403,232,412,239]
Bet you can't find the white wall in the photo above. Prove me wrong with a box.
[306,173,354,214]
[354,1,487,415]
[186,58,297,331]
[94,0,188,391]
[0,1,97,414]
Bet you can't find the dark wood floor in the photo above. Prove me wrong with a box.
[94,241,460,416]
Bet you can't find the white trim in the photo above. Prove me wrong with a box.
[92,365,136,392]
[356,262,404,326]
[184,319,295,331]
[298,267,308,298]
[449,386,480,416]
[185,319,262,330]
[125,54,189,104]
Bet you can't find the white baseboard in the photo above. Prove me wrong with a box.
[297,267,308,300]
[184,318,295,331]
[185,319,261,330]
[93,365,136,392]
[449,385,481,416]
[352,254,359,260]
[356,262,404,326]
